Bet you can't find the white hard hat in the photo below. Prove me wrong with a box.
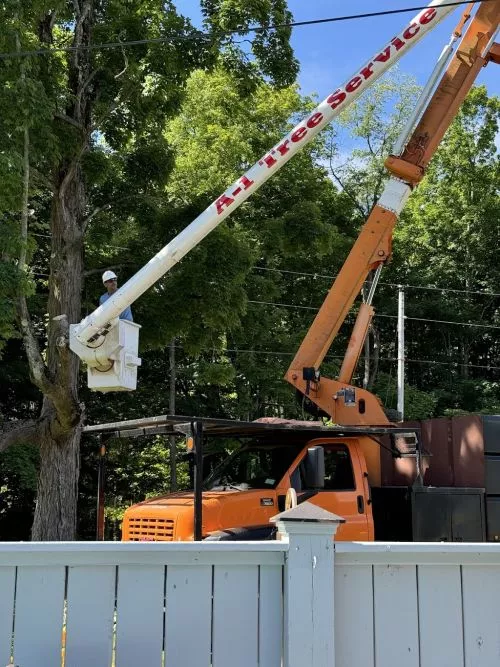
[102,270,117,283]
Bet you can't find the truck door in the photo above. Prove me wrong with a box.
[298,442,371,541]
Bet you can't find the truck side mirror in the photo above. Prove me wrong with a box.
[304,446,325,489]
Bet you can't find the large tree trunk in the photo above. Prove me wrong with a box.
[32,418,81,539]
[30,165,86,540]
[29,2,93,540]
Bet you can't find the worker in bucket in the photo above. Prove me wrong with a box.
[100,270,133,321]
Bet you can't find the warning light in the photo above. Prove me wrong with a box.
[186,436,194,452]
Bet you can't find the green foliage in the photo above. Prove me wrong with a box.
[0,443,39,540]
[165,68,302,199]
[0,0,302,538]
[200,0,299,89]
[2,0,499,539]
[78,435,190,539]
[387,86,500,412]
[194,358,236,387]
[328,70,421,214]
[373,372,438,421]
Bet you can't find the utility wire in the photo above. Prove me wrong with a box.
[172,344,500,373]
[0,0,494,61]
[247,299,500,330]
[31,232,130,252]
[254,267,500,299]
[30,279,500,328]
[376,313,500,330]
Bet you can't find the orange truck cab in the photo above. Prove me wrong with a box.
[121,419,407,542]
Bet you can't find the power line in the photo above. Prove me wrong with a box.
[173,345,500,373]
[403,357,500,372]
[392,282,500,298]
[30,276,500,329]
[31,232,130,252]
[247,299,500,331]
[254,267,500,299]
[248,299,317,311]
[377,313,500,330]
[0,0,491,61]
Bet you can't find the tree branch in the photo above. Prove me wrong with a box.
[79,67,99,101]
[82,190,169,230]
[82,203,110,229]
[15,44,57,403]
[366,133,376,157]
[114,35,129,79]
[328,159,367,218]
[38,10,58,44]
[17,297,56,395]
[58,146,86,201]
[54,111,84,130]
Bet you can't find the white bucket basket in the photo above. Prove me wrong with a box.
[70,320,142,392]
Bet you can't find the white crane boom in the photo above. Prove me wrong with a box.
[69,0,457,391]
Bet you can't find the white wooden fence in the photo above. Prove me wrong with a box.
[334,541,500,667]
[2,505,500,667]
[0,541,288,667]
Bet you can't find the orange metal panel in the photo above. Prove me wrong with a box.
[489,42,500,63]
[338,303,374,384]
[384,156,424,185]
[400,2,500,172]
[287,205,397,373]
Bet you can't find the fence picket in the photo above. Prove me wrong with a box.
[417,564,464,667]
[164,565,212,666]
[373,564,419,667]
[258,565,283,667]
[462,564,500,667]
[14,565,65,667]
[65,565,116,667]
[334,564,374,667]
[115,564,165,667]
[212,565,259,667]
[0,567,15,666]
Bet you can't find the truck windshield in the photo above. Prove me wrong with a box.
[204,443,302,490]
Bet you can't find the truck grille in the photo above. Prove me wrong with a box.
[127,517,175,541]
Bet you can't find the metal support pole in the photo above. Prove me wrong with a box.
[169,339,177,491]
[397,287,405,421]
[192,420,203,541]
[96,436,108,540]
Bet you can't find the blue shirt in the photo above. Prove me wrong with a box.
[99,292,133,322]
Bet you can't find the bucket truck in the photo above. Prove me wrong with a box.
[113,2,499,542]
[70,0,460,392]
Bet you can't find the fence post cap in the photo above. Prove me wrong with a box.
[270,501,345,525]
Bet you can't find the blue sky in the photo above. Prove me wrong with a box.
[179,0,499,101]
